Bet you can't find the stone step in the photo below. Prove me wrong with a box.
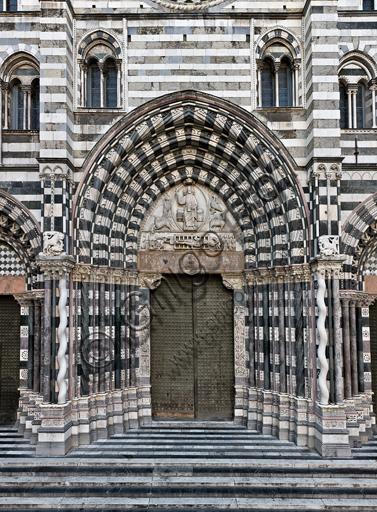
[0,475,376,487]
[1,497,377,510]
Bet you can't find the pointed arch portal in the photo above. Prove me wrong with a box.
[70,91,314,433]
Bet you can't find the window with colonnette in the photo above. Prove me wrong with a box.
[78,35,122,109]
[339,57,377,130]
[255,29,302,109]
[1,53,40,131]
[0,0,18,11]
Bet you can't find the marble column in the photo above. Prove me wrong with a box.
[33,293,44,395]
[341,297,352,400]
[247,282,255,388]
[350,300,359,396]
[332,272,343,404]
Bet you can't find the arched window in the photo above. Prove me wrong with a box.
[1,55,40,131]
[339,82,348,129]
[278,58,293,107]
[87,60,101,108]
[105,60,117,108]
[79,37,121,109]
[257,36,301,109]
[30,79,40,130]
[261,60,274,108]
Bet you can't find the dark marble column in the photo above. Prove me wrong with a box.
[262,280,270,390]
[33,298,42,394]
[99,282,105,393]
[247,283,255,388]
[332,276,343,404]
[277,275,286,394]
[356,300,364,394]
[42,279,52,402]
[294,276,305,398]
[350,300,359,396]
[129,276,137,388]
[341,298,352,400]
[115,283,121,390]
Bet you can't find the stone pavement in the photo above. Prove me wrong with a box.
[1,422,377,510]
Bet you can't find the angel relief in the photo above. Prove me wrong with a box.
[138,178,243,253]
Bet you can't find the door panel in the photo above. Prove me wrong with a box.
[0,296,20,422]
[194,275,234,419]
[151,274,234,419]
[151,275,195,418]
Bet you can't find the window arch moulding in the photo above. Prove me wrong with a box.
[255,27,303,109]
[77,30,123,110]
[1,52,40,131]
[338,54,377,130]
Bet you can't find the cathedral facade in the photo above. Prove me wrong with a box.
[0,0,377,457]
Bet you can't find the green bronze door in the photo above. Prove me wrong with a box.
[150,274,234,419]
[0,296,20,422]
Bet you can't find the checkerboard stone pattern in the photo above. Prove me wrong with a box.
[0,243,25,276]
[364,251,377,276]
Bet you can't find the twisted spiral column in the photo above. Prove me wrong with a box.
[57,276,68,404]
[317,274,329,405]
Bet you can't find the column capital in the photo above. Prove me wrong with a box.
[13,292,35,307]
[37,254,75,281]
[221,272,245,290]
[339,290,377,307]
[139,272,162,290]
[310,255,346,280]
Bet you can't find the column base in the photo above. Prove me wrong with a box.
[36,402,72,457]
[314,402,351,458]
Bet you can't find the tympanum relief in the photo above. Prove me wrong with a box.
[139,179,243,254]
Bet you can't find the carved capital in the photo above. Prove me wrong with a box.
[36,254,75,281]
[72,264,92,282]
[221,272,244,290]
[127,271,139,287]
[90,266,109,284]
[310,256,345,280]
[13,292,35,307]
[139,273,162,290]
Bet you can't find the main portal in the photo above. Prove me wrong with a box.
[150,274,234,419]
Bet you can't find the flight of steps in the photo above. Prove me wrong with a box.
[1,422,377,510]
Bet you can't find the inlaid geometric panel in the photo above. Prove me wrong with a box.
[0,243,25,276]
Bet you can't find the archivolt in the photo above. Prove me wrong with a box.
[74,91,309,269]
[342,193,377,289]
[0,190,42,289]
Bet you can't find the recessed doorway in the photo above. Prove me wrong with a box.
[150,274,234,419]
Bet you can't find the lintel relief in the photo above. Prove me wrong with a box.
[138,179,244,273]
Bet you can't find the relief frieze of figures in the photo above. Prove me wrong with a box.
[138,179,243,252]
